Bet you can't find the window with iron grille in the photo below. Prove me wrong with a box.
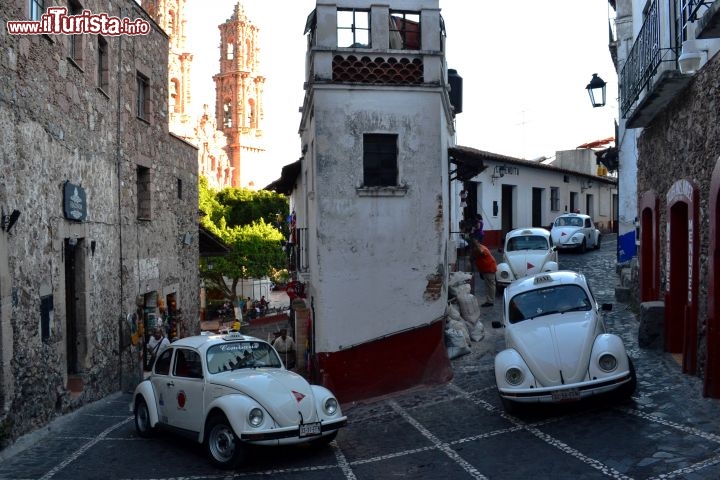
[550,187,560,211]
[137,165,152,220]
[68,0,83,67]
[136,72,149,120]
[337,8,370,48]
[97,35,108,92]
[389,11,421,50]
[30,0,44,21]
[363,134,398,187]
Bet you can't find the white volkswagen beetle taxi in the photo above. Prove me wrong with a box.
[496,228,558,291]
[491,271,636,413]
[550,213,601,252]
[131,332,347,468]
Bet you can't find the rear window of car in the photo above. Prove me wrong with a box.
[508,284,591,323]
[206,341,282,373]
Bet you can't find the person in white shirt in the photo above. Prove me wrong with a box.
[272,329,296,369]
[146,327,170,370]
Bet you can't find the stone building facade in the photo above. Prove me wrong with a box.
[0,0,199,446]
[635,50,720,397]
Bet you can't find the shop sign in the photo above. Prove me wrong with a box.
[63,182,87,222]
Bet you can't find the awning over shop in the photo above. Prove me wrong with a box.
[448,146,488,181]
[264,159,301,195]
[199,225,230,257]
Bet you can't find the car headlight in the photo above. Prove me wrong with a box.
[500,271,509,279]
[505,367,524,386]
[598,353,618,372]
[323,397,338,415]
[248,407,264,427]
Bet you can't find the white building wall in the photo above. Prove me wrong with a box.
[615,0,639,263]
[465,159,616,236]
[305,87,449,351]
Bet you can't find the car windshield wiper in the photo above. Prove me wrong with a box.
[559,306,590,314]
[531,310,560,319]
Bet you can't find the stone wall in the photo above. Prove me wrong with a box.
[0,0,198,447]
[635,51,720,380]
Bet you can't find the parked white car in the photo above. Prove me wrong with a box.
[492,271,636,413]
[496,228,558,291]
[550,213,601,252]
[131,332,347,468]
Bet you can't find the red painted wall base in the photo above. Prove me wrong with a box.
[314,319,453,404]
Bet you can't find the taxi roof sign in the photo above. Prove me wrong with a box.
[534,274,554,284]
[223,331,244,341]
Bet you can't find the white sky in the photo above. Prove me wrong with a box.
[184,0,618,187]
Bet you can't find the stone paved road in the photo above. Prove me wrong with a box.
[2,235,720,479]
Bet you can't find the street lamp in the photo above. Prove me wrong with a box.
[586,73,607,108]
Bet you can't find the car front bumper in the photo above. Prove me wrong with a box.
[498,371,633,404]
[240,416,347,442]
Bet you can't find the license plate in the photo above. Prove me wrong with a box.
[551,388,580,402]
[299,422,321,438]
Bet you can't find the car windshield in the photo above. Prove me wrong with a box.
[507,284,592,324]
[506,235,549,252]
[206,341,282,373]
[556,217,583,227]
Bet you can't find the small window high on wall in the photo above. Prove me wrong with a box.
[363,134,398,187]
[337,9,370,48]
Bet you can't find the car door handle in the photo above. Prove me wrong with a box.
[166,381,174,387]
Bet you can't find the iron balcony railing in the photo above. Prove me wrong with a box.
[619,0,678,118]
[686,0,713,22]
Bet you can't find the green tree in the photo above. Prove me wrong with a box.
[200,177,288,310]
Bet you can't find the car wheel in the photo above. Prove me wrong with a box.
[205,413,245,469]
[594,235,601,250]
[616,358,637,401]
[311,430,338,448]
[134,397,155,438]
[578,240,586,253]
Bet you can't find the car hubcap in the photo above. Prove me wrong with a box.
[209,424,236,462]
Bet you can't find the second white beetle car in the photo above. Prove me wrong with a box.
[550,213,601,252]
[496,228,558,292]
[492,271,636,413]
[131,332,347,468]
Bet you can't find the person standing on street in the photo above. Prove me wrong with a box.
[272,328,296,369]
[146,327,170,370]
[472,238,497,307]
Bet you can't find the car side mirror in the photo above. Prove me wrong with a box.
[601,303,613,311]
[491,321,503,329]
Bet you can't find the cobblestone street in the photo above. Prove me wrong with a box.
[2,235,720,480]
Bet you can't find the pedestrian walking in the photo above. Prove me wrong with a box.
[472,238,497,306]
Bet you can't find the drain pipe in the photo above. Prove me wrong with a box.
[115,5,127,390]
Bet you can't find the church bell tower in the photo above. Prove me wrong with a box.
[214,2,266,188]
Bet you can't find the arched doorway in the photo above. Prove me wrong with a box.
[705,158,720,397]
[665,179,699,374]
[639,191,660,301]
